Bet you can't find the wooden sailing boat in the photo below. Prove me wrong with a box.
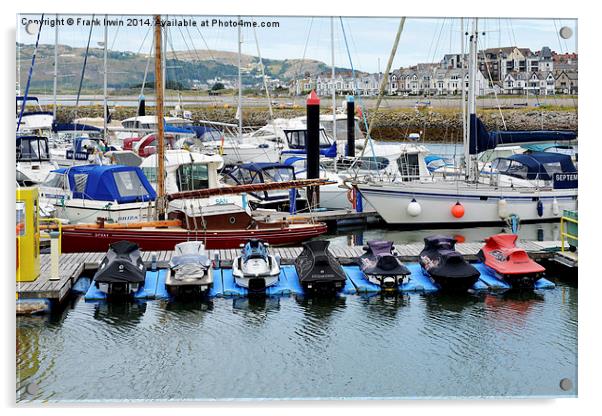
[58,16,329,253]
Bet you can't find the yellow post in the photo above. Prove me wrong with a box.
[16,188,40,282]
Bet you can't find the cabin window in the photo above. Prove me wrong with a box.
[176,163,209,191]
[284,129,331,149]
[355,157,390,171]
[543,162,563,176]
[113,170,149,198]
[74,174,88,193]
[17,138,49,161]
[396,153,420,180]
[262,168,295,183]
[141,167,158,183]
[43,172,68,189]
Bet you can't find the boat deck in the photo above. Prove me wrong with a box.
[16,240,566,303]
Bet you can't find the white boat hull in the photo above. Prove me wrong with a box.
[356,182,577,226]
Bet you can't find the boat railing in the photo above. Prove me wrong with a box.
[560,213,578,253]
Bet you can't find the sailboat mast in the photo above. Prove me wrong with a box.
[238,19,243,140]
[103,14,108,139]
[331,17,337,146]
[154,14,166,219]
[461,18,467,179]
[53,14,58,119]
[466,18,478,181]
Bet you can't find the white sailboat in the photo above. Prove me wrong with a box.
[354,18,578,227]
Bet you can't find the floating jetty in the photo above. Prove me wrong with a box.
[16,239,569,311]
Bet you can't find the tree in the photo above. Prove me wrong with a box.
[212,82,225,91]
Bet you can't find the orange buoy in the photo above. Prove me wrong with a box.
[453,234,466,244]
[451,201,465,218]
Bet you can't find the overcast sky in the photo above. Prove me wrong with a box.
[17,15,577,73]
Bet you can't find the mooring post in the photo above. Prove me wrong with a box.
[49,231,60,281]
[346,95,355,157]
[306,90,321,209]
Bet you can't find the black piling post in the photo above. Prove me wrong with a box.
[306,90,320,208]
[346,95,355,157]
[137,94,146,116]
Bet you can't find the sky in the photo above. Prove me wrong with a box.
[16,15,578,73]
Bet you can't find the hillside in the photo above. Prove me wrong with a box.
[16,43,357,93]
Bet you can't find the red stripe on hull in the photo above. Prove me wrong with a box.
[61,224,328,253]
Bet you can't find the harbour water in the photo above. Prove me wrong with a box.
[16,223,577,402]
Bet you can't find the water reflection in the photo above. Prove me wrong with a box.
[325,222,562,248]
[358,292,410,323]
[232,296,281,327]
[92,300,147,326]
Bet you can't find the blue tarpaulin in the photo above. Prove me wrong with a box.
[52,164,156,203]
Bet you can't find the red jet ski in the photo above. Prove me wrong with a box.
[478,234,545,288]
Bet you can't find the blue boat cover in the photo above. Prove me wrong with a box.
[500,152,577,180]
[469,114,577,154]
[52,164,156,203]
[52,123,101,133]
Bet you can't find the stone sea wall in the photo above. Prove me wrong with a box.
[49,105,578,143]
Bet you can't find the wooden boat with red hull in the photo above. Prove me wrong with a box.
[59,204,327,253]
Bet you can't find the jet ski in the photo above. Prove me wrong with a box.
[477,233,545,288]
[232,239,280,293]
[358,240,410,290]
[93,240,146,296]
[166,241,213,296]
[294,240,346,294]
[419,235,480,292]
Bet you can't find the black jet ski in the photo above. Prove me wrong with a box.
[232,239,280,293]
[166,241,213,297]
[294,240,346,294]
[419,235,480,292]
[358,240,410,290]
[93,240,146,296]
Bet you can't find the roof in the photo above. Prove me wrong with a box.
[51,164,156,203]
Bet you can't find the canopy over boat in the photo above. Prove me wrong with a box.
[469,115,577,154]
[51,164,156,203]
[493,151,577,181]
[52,123,102,133]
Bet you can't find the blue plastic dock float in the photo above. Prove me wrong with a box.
[471,263,555,291]
[401,263,439,292]
[208,268,224,297]
[343,265,380,293]
[84,269,170,301]
[218,265,304,297]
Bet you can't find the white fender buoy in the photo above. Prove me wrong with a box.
[498,198,509,219]
[552,197,560,216]
[407,198,422,217]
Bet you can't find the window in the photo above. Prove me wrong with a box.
[543,162,563,176]
[17,138,49,161]
[142,167,158,183]
[113,170,150,198]
[284,129,331,149]
[176,163,209,191]
[397,154,420,180]
[43,172,68,189]
[74,174,88,193]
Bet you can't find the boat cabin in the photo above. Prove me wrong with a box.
[140,150,223,194]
